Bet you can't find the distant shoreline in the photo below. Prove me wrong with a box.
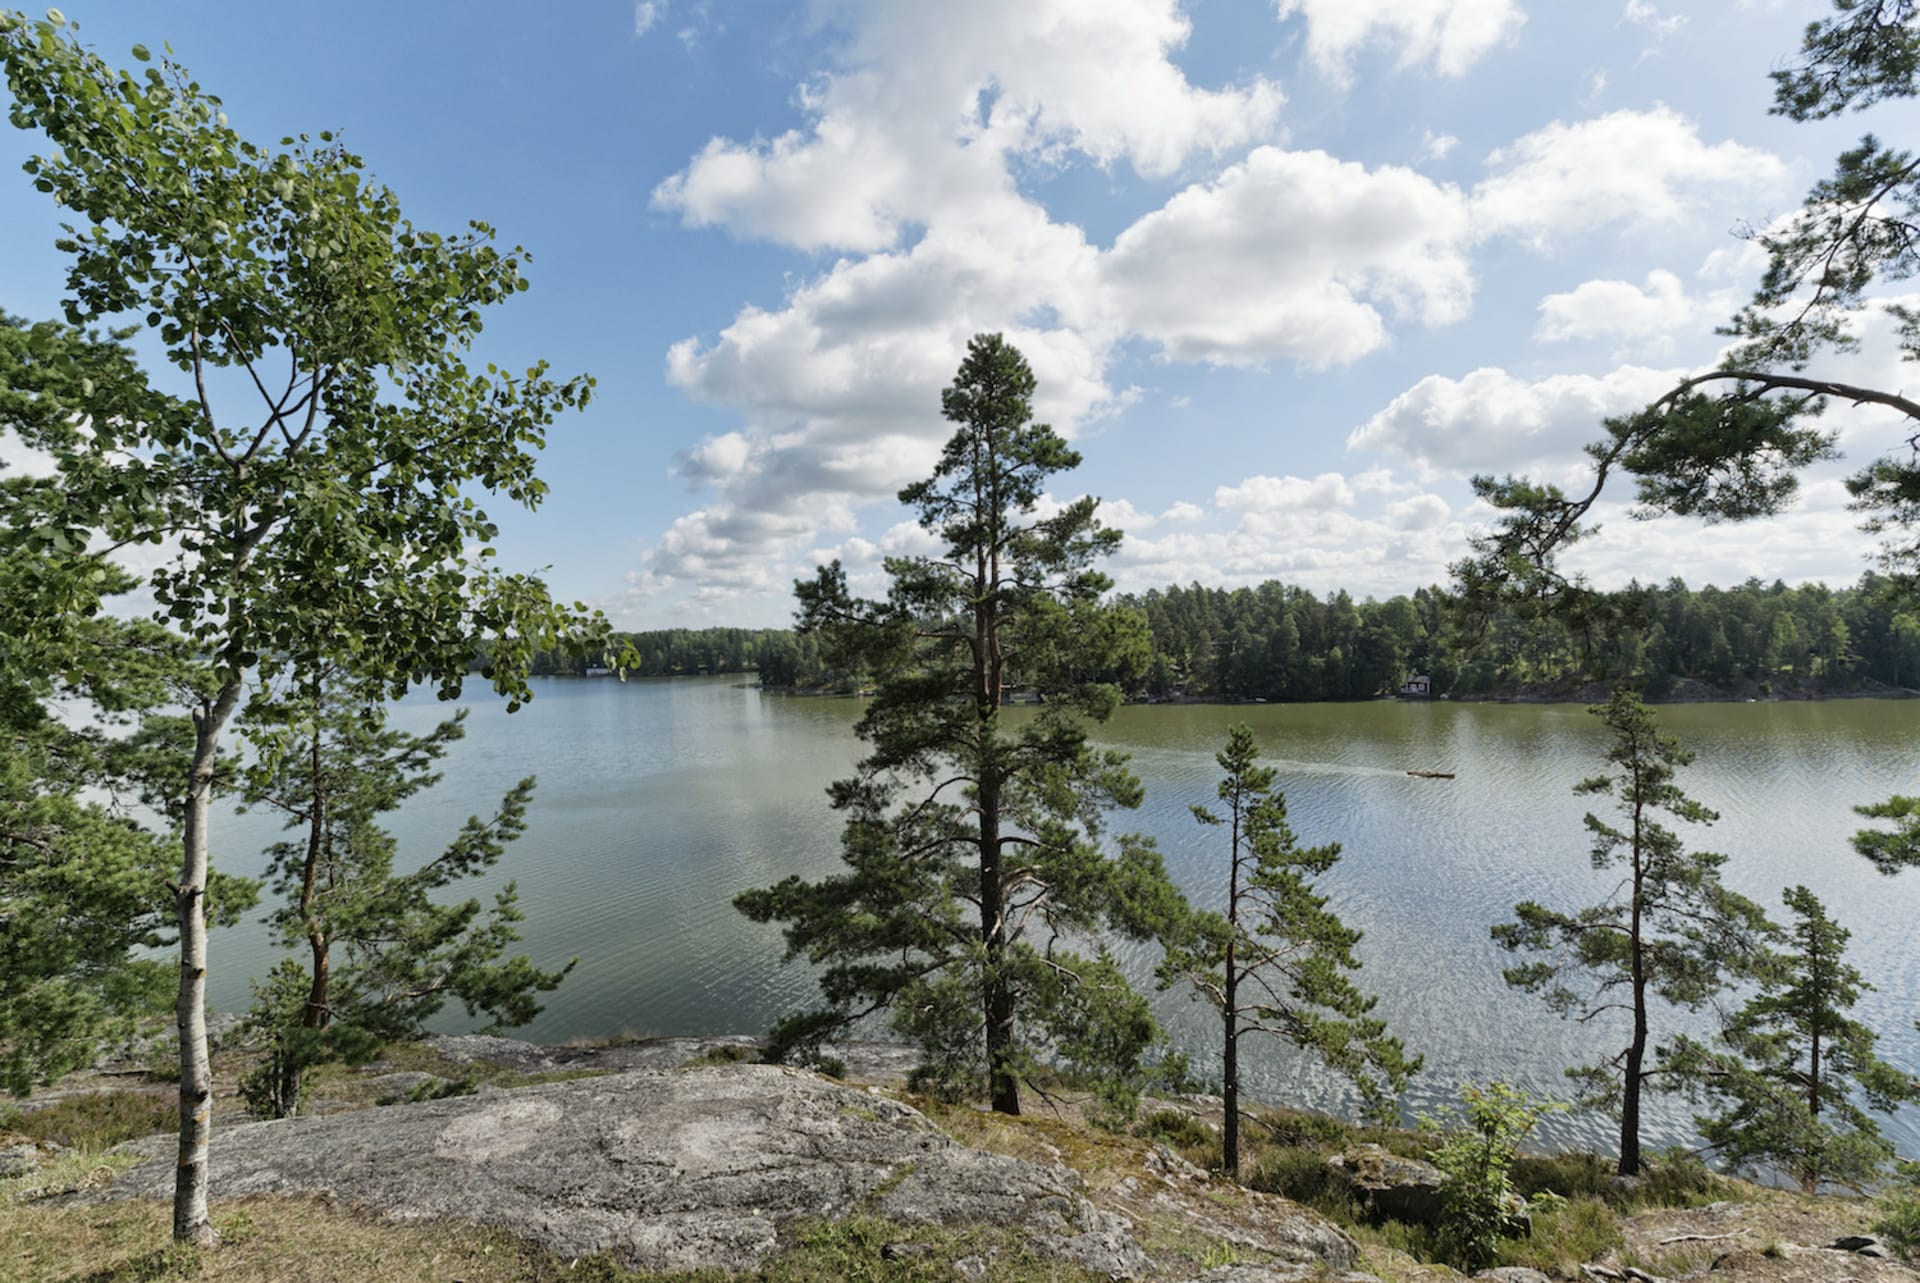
[748,675,1920,706]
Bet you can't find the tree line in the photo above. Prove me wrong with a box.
[585,575,1920,702]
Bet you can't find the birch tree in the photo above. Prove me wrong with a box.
[0,14,605,1243]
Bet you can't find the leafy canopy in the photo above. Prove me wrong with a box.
[0,10,607,703]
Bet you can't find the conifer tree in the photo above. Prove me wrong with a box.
[1159,724,1417,1177]
[1494,690,1772,1175]
[237,674,571,1118]
[1672,885,1919,1191]
[0,548,254,1093]
[737,333,1186,1116]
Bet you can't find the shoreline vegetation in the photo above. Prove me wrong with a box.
[515,573,1920,708]
[753,674,1920,705]
[5,1028,1911,1282]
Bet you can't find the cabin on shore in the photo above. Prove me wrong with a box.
[1399,674,1432,697]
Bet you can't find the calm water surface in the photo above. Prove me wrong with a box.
[205,678,1920,1155]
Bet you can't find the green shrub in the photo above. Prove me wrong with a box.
[1875,1164,1920,1261]
[1512,1150,1611,1202]
[0,1091,177,1151]
[1133,1109,1214,1154]
[1634,1148,1718,1209]
[1511,1146,1718,1212]
[1423,1081,1564,1271]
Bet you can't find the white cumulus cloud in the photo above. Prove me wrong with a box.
[1275,0,1525,83]
[1472,106,1786,250]
[1535,269,1699,343]
[652,0,1285,253]
[1106,147,1475,367]
[1347,364,1685,480]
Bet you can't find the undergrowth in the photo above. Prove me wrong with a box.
[0,1090,178,1151]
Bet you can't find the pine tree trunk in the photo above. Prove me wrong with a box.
[979,773,1019,1116]
[1223,1004,1239,1178]
[1223,800,1243,1179]
[1620,838,1647,1177]
[1619,989,1645,1177]
[173,680,240,1246]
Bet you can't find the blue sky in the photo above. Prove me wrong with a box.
[3,0,1916,627]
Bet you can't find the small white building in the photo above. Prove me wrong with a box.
[1400,674,1431,697]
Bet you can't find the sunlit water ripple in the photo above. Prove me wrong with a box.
[203,678,1920,1156]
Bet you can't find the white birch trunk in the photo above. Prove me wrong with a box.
[173,680,240,1246]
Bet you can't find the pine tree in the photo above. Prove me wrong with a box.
[1159,724,1417,1177]
[237,675,571,1117]
[1494,690,1772,1175]
[737,333,1186,1116]
[1673,885,1919,1191]
[0,548,256,1093]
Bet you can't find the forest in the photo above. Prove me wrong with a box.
[556,573,1920,703]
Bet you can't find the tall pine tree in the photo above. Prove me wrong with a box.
[1159,724,1417,1177]
[1494,690,1772,1175]
[737,333,1186,1116]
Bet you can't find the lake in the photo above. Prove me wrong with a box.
[203,677,1920,1156]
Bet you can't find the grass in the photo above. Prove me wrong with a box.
[1100,1094,1727,1279]
[1,1091,178,1152]
[1,1146,143,1204]
[1131,1108,1214,1152]
[1511,1148,1724,1212]
[0,1195,653,1283]
[679,1043,759,1069]
[0,1198,1105,1283]
[1492,1196,1624,1275]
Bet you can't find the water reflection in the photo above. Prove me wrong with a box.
[206,678,1920,1155]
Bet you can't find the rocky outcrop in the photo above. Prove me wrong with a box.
[1328,1144,1448,1225]
[99,1063,1149,1277]
[422,1031,921,1083]
[1169,1267,1379,1283]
